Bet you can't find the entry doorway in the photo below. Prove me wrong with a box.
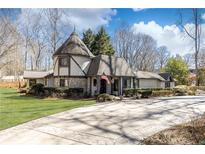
[100,79,107,93]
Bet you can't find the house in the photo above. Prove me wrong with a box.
[159,73,175,88]
[23,31,171,96]
[0,75,24,82]
[23,70,53,87]
[135,71,165,88]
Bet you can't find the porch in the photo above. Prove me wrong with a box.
[90,75,135,96]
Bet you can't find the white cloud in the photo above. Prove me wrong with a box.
[62,9,117,31]
[132,8,147,12]
[202,13,205,20]
[19,8,117,32]
[131,21,205,55]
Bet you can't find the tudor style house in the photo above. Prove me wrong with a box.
[24,32,135,96]
[24,31,173,96]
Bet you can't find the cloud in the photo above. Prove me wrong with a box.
[62,9,117,31]
[132,8,147,12]
[202,13,205,20]
[131,21,205,55]
[19,8,117,32]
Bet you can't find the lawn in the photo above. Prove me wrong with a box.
[0,88,95,130]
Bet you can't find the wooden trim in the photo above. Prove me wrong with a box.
[68,56,71,76]
[70,56,86,75]
[89,77,93,96]
[53,76,87,78]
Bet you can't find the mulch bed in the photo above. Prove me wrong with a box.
[142,113,205,145]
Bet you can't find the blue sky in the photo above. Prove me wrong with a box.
[107,8,204,34]
[1,8,205,55]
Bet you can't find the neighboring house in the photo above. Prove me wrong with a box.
[135,71,165,89]
[0,75,24,82]
[23,70,53,87]
[24,31,171,96]
[159,73,175,88]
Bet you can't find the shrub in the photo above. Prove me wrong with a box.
[66,88,84,97]
[152,90,174,97]
[124,88,135,97]
[137,90,152,98]
[173,85,189,96]
[28,83,45,96]
[97,93,115,102]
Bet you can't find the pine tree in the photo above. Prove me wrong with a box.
[92,27,115,56]
[82,28,95,52]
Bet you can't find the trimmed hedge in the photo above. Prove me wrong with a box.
[152,90,174,97]
[28,84,85,98]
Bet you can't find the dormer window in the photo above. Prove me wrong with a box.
[59,57,68,66]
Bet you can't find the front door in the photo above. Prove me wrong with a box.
[100,79,106,93]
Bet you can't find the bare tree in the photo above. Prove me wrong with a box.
[157,46,170,70]
[113,23,158,72]
[183,53,194,67]
[179,8,202,86]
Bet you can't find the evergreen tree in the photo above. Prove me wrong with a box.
[92,27,115,56]
[82,28,95,52]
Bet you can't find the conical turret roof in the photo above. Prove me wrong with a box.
[53,32,94,57]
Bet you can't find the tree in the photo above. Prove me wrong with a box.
[113,23,159,71]
[183,53,194,67]
[0,16,23,75]
[92,26,115,56]
[82,28,95,52]
[157,46,170,70]
[179,8,202,86]
[198,68,205,86]
[164,56,189,85]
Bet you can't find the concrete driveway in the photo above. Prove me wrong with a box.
[1,96,205,144]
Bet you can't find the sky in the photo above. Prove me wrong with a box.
[1,8,205,56]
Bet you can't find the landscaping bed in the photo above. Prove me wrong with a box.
[142,113,205,145]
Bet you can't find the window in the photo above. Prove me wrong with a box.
[93,79,97,86]
[60,79,65,87]
[113,79,118,91]
[123,78,131,88]
[59,57,68,66]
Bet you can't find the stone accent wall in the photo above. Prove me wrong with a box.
[67,77,87,92]
[54,77,88,94]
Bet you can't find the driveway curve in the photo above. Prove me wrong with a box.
[0,96,205,144]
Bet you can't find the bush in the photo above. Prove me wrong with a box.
[97,93,115,102]
[66,88,84,97]
[124,88,135,97]
[173,85,188,96]
[43,87,84,98]
[28,83,44,96]
[152,90,174,97]
[138,90,152,98]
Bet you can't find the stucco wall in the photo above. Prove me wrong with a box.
[139,79,165,88]
[53,55,91,77]
[91,77,97,96]
[72,56,91,74]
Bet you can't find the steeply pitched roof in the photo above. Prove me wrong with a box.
[53,32,94,57]
[135,71,165,81]
[159,73,174,81]
[23,70,53,79]
[87,55,135,76]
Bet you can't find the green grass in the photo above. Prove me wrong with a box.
[0,88,95,130]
